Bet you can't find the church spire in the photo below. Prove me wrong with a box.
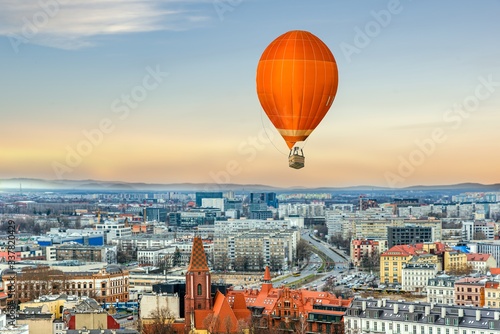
[187,236,209,272]
[260,266,273,294]
[185,237,212,329]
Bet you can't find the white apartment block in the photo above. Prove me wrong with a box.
[426,275,455,305]
[214,219,292,235]
[94,221,132,244]
[401,263,437,292]
[345,298,500,334]
[214,229,298,271]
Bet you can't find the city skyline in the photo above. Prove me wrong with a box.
[1,0,500,188]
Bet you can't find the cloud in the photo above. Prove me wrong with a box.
[0,0,212,50]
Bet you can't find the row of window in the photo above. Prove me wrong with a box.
[347,318,495,334]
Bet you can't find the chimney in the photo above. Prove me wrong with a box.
[476,309,481,321]
[409,305,415,313]
[441,307,446,318]
[494,311,499,321]
[382,298,387,307]
[377,300,382,307]
[424,306,430,316]
[458,309,464,317]
[394,303,399,314]
[362,301,367,311]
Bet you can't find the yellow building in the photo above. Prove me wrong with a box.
[17,305,55,334]
[484,281,500,308]
[411,253,441,270]
[380,245,425,284]
[354,219,405,240]
[20,296,66,319]
[444,250,468,272]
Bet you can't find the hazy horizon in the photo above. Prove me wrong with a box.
[2,1,499,188]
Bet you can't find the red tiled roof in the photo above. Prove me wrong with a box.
[263,266,271,281]
[485,282,499,289]
[211,292,240,333]
[466,253,491,262]
[490,268,500,275]
[381,245,423,257]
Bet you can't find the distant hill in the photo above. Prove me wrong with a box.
[0,178,279,192]
[0,178,499,193]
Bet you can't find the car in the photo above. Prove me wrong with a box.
[127,316,134,320]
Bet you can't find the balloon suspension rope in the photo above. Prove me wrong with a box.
[260,110,288,156]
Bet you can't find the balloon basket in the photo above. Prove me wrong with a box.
[289,148,305,169]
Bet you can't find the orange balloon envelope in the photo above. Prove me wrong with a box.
[256,30,339,150]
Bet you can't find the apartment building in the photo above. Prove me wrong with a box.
[401,263,437,292]
[344,298,500,334]
[2,265,129,304]
[426,275,455,305]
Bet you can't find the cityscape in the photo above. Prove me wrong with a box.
[1,186,500,333]
[2,0,500,334]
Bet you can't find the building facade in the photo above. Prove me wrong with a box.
[2,265,129,304]
[426,275,455,305]
[344,298,500,334]
[401,263,437,292]
[387,226,433,248]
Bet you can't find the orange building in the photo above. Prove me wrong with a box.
[152,236,352,333]
[227,266,350,333]
[174,237,351,333]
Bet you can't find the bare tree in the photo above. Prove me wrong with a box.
[235,255,250,272]
[142,306,176,334]
[474,231,487,240]
[296,239,312,264]
[447,263,474,276]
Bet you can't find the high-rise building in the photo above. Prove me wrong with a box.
[145,207,167,222]
[250,192,278,209]
[195,192,223,207]
[387,225,433,248]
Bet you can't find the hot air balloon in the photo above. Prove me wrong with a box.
[256,30,339,169]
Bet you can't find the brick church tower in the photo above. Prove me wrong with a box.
[185,237,211,329]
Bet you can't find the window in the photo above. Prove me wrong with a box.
[197,284,202,296]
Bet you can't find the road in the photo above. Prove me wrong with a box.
[270,232,351,289]
[301,233,349,267]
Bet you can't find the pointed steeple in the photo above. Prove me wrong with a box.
[260,266,273,294]
[187,237,209,272]
[263,266,271,282]
[185,236,212,329]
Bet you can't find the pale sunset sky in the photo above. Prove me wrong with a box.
[1,0,499,188]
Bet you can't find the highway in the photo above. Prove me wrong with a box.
[270,232,351,289]
[301,232,349,267]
